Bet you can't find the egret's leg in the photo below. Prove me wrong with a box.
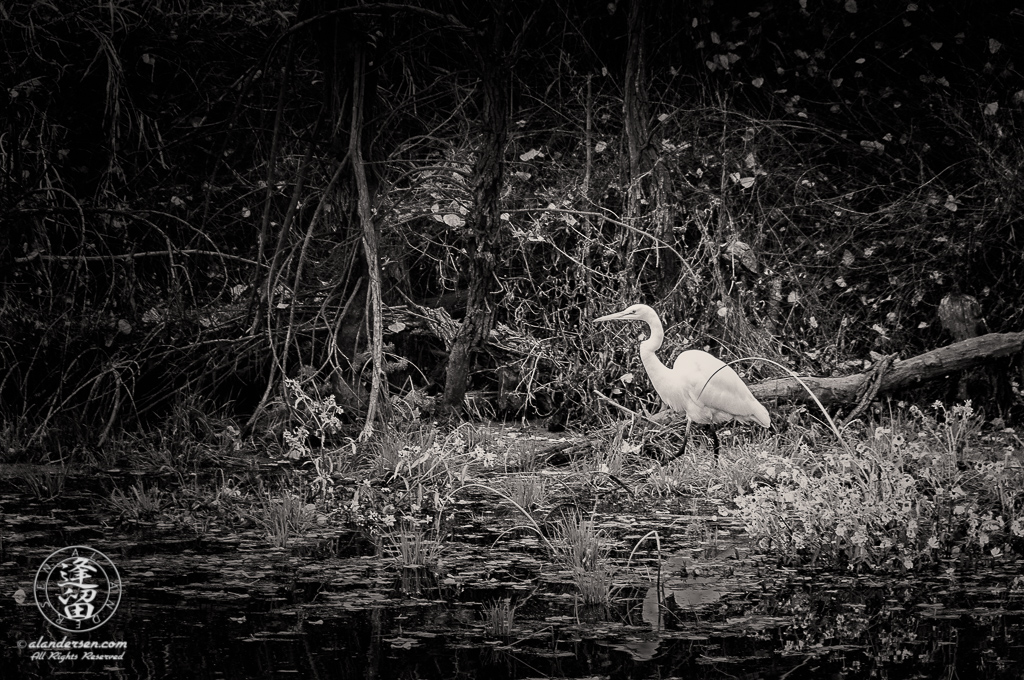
[675,420,692,460]
[663,421,693,463]
[711,428,721,464]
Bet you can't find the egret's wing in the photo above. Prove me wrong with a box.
[674,350,770,427]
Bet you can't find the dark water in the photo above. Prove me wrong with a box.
[2,477,1023,679]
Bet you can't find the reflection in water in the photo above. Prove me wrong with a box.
[1,487,1023,679]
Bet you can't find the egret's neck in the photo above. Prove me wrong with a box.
[639,316,666,371]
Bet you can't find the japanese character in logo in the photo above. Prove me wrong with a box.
[34,546,121,632]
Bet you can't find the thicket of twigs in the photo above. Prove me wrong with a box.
[2,1,1023,455]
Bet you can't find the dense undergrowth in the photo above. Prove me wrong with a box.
[2,1,1023,452]
[729,401,1024,570]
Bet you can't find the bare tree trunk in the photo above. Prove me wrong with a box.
[621,0,647,270]
[622,0,676,295]
[442,9,508,409]
[349,47,386,439]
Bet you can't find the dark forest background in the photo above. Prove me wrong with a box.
[2,0,1023,454]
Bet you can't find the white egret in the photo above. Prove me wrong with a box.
[594,304,770,458]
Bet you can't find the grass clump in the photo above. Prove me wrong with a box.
[108,482,165,521]
[383,517,443,570]
[483,598,517,638]
[259,493,315,548]
[547,510,615,605]
[18,465,69,501]
[501,474,549,510]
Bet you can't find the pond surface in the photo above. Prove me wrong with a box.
[2,468,1023,679]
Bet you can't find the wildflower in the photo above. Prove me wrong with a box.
[927,536,941,550]
[620,441,641,454]
[906,519,918,538]
[952,400,974,418]
[1011,517,1024,537]
[981,514,1003,533]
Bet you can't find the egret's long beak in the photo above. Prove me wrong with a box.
[593,310,629,323]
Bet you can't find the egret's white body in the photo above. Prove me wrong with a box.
[594,304,770,455]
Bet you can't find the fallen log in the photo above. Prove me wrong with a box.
[748,331,1024,406]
